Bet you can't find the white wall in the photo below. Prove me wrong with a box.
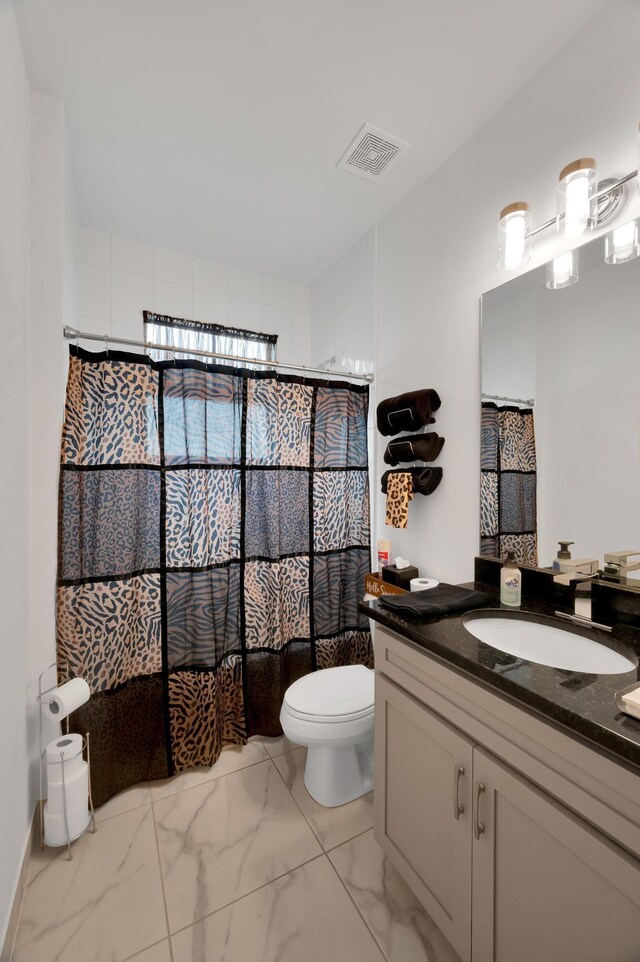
[375,0,640,584]
[310,228,376,376]
[0,0,32,946]
[75,229,311,366]
[29,93,79,788]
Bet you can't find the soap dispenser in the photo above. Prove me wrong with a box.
[552,541,574,573]
[500,551,522,607]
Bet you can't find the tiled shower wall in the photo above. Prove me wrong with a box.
[75,228,312,366]
[309,228,376,375]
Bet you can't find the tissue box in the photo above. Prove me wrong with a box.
[381,564,419,588]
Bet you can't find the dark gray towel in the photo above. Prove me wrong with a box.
[379,584,489,618]
[376,389,441,436]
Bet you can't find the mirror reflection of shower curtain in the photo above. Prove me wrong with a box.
[480,403,537,566]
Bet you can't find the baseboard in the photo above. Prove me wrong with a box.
[1,803,40,962]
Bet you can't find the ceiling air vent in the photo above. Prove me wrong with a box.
[337,123,409,181]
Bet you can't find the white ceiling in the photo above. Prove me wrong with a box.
[15,0,610,283]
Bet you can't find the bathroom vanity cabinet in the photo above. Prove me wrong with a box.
[374,625,640,962]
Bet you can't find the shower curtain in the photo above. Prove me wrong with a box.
[480,402,538,566]
[57,347,371,806]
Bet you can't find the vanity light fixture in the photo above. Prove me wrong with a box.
[497,125,640,271]
[604,217,640,264]
[497,203,531,270]
[556,158,598,239]
[545,250,578,290]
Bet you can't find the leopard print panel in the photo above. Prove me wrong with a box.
[316,631,373,670]
[246,378,314,467]
[169,656,246,773]
[166,469,241,567]
[385,471,414,529]
[61,355,160,465]
[57,574,162,692]
[313,471,370,552]
[244,557,310,649]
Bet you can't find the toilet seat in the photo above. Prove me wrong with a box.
[283,665,374,722]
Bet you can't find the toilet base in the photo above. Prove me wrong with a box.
[303,735,373,807]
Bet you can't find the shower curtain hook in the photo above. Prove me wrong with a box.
[104,334,110,356]
[75,330,79,349]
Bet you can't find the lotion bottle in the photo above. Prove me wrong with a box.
[500,551,522,607]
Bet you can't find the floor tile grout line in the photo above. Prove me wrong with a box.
[325,845,390,962]
[270,749,375,855]
[121,935,171,962]
[269,750,328,850]
[324,823,374,853]
[150,793,176,962]
[167,851,328,941]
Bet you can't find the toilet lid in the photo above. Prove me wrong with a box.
[284,665,374,718]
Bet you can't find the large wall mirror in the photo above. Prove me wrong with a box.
[480,226,640,580]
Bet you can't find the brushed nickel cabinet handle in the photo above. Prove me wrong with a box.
[453,765,465,820]
[474,782,486,840]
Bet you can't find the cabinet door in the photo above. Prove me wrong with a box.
[472,748,640,962]
[374,674,474,962]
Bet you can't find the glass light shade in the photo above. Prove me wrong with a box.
[546,250,579,290]
[604,218,640,264]
[556,158,597,239]
[497,202,531,270]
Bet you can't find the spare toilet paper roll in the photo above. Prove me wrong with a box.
[45,733,85,781]
[44,802,91,847]
[44,678,90,721]
[410,578,440,592]
[46,761,88,812]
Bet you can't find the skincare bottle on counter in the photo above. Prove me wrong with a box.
[500,551,521,607]
[552,541,574,572]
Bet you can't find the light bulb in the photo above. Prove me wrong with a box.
[546,250,578,290]
[497,203,531,270]
[605,218,640,264]
[564,176,590,237]
[557,159,597,239]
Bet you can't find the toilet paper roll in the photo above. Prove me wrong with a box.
[44,678,90,721]
[43,802,91,847]
[45,734,85,781]
[410,578,440,592]
[46,761,88,812]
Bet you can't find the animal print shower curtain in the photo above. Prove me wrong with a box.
[57,347,371,806]
[480,402,538,566]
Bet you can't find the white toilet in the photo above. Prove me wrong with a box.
[279,663,375,807]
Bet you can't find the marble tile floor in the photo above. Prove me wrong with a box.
[11,737,460,962]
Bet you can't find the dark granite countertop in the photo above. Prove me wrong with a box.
[361,585,640,773]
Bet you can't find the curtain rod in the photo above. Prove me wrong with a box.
[63,327,374,383]
[482,392,535,406]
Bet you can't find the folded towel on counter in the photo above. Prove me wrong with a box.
[384,432,445,466]
[385,471,414,529]
[379,583,489,618]
[381,467,443,497]
[377,389,441,436]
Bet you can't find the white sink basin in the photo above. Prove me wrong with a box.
[463,613,637,675]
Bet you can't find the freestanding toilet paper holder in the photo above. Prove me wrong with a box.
[37,664,97,860]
